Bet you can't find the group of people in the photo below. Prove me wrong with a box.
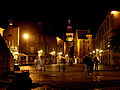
[57,56,71,72]
[34,55,72,72]
[83,54,99,76]
[34,56,46,71]
[33,54,99,74]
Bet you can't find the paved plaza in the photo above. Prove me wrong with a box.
[19,64,120,89]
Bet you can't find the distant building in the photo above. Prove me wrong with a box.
[64,19,74,57]
[74,29,92,63]
[3,25,20,61]
[56,37,64,56]
[3,20,58,65]
[64,19,93,63]
[95,10,120,66]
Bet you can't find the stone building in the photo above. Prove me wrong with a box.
[74,29,92,63]
[3,20,58,65]
[64,19,93,63]
[64,19,74,57]
[95,10,120,66]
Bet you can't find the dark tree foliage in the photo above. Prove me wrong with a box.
[110,28,120,53]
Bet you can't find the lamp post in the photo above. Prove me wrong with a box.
[23,33,29,53]
[23,33,29,64]
[108,44,110,65]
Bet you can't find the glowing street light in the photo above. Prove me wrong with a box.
[38,50,44,57]
[23,33,29,39]
[22,33,29,54]
[50,51,55,55]
[93,51,95,54]
[96,49,99,52]
[111,10,119,14]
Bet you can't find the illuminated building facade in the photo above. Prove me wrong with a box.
[3,21,58,64]
[3,24,20,61]
[74,29,92,63]
[64,20,93,63]
[56,37,64,56]
[95,10,120,66]
[64,20,74,57]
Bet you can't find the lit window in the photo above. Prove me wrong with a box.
[30,47,34,53]
[68,35,72,37]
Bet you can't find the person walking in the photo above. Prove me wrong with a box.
[88,55,94,75]
[39,56,46,71]
[65,57,69,71]
[94,57,99,71]
[83,54,93,76]
[83,55,90,76]
[57,56,61,72]
[60,57,66,72]
[34,57,38,68]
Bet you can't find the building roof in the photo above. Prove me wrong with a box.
[76,30,88,39]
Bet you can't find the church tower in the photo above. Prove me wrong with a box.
[64,19,74,58]
[66,19,74,42]
[8,19,13,29]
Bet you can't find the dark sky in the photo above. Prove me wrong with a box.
[0,1,119,38]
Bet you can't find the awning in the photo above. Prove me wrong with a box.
[15,53,28,56]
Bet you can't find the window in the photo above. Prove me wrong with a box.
[83,51,86,56]
[83,40,85,43]
[31,35,35,41]
[68,35,72,37]
[83,45,85,49]
[8,34,12,37]
[30,47,34,53]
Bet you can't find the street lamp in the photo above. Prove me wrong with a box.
[111,10,119,14]
[23,33,29,39]
[38,50,43,57]
[23,33,29,64]
[96,49,99,52]
[23,33,29,53]
[108,44,110,65]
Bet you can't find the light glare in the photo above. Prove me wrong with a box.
[111,10,119,14]
[23,34,29,39]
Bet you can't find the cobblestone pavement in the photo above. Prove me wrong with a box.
[19,64,120,89]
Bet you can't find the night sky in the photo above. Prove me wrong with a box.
[0,1,119,38]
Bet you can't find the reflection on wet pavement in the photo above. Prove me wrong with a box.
[19,64,120,90]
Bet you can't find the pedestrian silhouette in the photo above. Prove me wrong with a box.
[83,54,93,76]
[34,57,38,68]
[94,57,99,71]
[39,56,46,71]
